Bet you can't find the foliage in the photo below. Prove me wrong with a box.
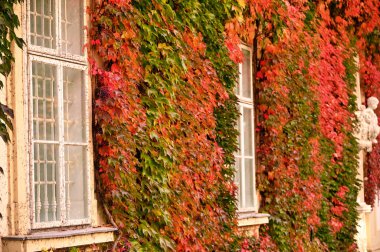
[89,0,240,250]
[41,244,104,252]
[0,0,23,142]
[240,233,278,252]
[88,0,380,251]
[226,0,377,250]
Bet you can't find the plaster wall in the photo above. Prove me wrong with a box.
[367,196,380,251]
[0,73,9,251]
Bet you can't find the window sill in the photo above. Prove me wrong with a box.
[238,212,270,227]
[2,226,117,252]
[237,212,270,238]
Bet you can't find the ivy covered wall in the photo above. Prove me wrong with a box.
[85,0,380,251]
[0,0,378,251]
[89,1,240,250]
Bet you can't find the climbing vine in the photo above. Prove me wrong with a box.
[222,1,362,250]
[89,0,241,250]
[0,0,23,142]
[0,0,377,250]
[88,0,379,251]
[233,0,379,250]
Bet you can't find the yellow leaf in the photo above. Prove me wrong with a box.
[237,0,246,8]
[237,12,244,23]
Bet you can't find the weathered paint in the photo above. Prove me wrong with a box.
[2,227,116,252]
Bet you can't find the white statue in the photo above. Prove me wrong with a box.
[356,97,380,152]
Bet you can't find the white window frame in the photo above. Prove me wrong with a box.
[235,44,257,212]
[26,0,91,229]
[26,0,86,62]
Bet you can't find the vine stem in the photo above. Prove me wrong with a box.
[103,203,122,251]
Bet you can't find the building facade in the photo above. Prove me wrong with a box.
[0,1,379,252]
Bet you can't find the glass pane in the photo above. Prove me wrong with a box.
[30,0,56,48]
[34,143,59,222]
[63,67,86,142]
[234,157,242,208]
[61,0,83,55]
[32,61,58,141]
[244,158,255,208]
[243,107,253,156]
[65,145,88,220]
[242,49,252,99]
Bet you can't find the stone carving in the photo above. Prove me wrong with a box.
[356,97,380,152]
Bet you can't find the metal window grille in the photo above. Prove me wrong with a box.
[60,0,72,53]
[61,0,84,56]
[27,0,86,61]
[235,45,257,211]
[30,0,56,49]
[27,0,89,229]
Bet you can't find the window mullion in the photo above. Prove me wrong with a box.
[57,0,65,224]
[56,0,62,54]
[57,64,66,224]
[30,58,39,224]
[32,0,36,45]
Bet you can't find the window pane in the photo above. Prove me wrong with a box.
[34,143,59,222]
[30,0,56,48]
[235,64,241,96]
[32,61,58,141]
[243,107,253,156]
[242,49,252,99]
[61,0,83,55]
[63,67,86,142]
[65,145,88,220]
[244,158,255,208]
[237,112,241,155]
[234,157,242,208]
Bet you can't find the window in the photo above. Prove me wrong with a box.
[27,0,89,228]
[234,45,256,211]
